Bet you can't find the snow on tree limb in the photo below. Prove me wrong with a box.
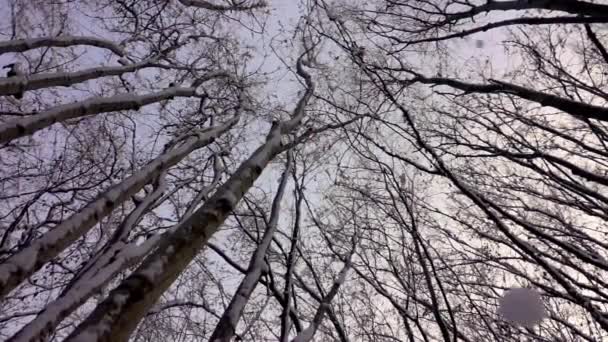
[68,173,168,292]
[8,152,232,342]
[8,234,163,342]
[0,59,154,96]
[65,120,284,342]
[0,87,197,144]
[0,117,239,301]
[0,36,125,56]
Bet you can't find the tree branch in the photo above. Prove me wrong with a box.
[408,74,608,122]
[178,0,266,11]
[584,24,608,65]
[0,36,125,56]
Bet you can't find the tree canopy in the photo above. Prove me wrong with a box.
[1,0,608,341]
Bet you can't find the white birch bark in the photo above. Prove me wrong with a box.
[0,116,239,300]
[10,174,168,342]
[7,155,227,342]
[63,57,314,342]
[0,59,153,96]
[0,87,196,144]
[206,242,304,332]
[237,295,271,339]
[0,36,125,56]
[7,236,162,342]
[209,154,292,342]
[178,0,267,11]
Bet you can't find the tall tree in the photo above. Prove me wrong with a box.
[3,0,608,341]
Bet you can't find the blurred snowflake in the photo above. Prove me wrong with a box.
[498,287,546,327]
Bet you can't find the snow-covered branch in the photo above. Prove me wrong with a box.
[0,87,197,144]
[69,173,168,289]
[64,122,283,342]
[0,117,239,300]
[63,57,315,342]
[8,233,163,342]
[178,0,267,12]
[0,59,153,96]
[0,36,125,56]
[146,300,219,318]
[8,157,231,342]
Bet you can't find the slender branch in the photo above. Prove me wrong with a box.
[585,24,608,65]
[291,238,356,342]
[0,118,238,300]
[407,74,608,122]
[400,16,608,45]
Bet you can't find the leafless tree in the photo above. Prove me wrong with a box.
[3,0,608,341]
[304,0,608,340]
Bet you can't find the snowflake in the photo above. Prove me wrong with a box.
[498,287,546,327]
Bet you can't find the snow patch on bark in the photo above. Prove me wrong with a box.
[70,293,129,342]
[139,245,173,282]
[0,248,37,283]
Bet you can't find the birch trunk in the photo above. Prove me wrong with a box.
[0,117,238,299]
[63,58,313,342]
[209,153,292,342]
[8,156,226,342]
[6,175,167,342]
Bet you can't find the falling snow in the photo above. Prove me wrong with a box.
[498,287,546,327]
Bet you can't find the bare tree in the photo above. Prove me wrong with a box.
[4,0,608,341]
[307,0,608,340]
